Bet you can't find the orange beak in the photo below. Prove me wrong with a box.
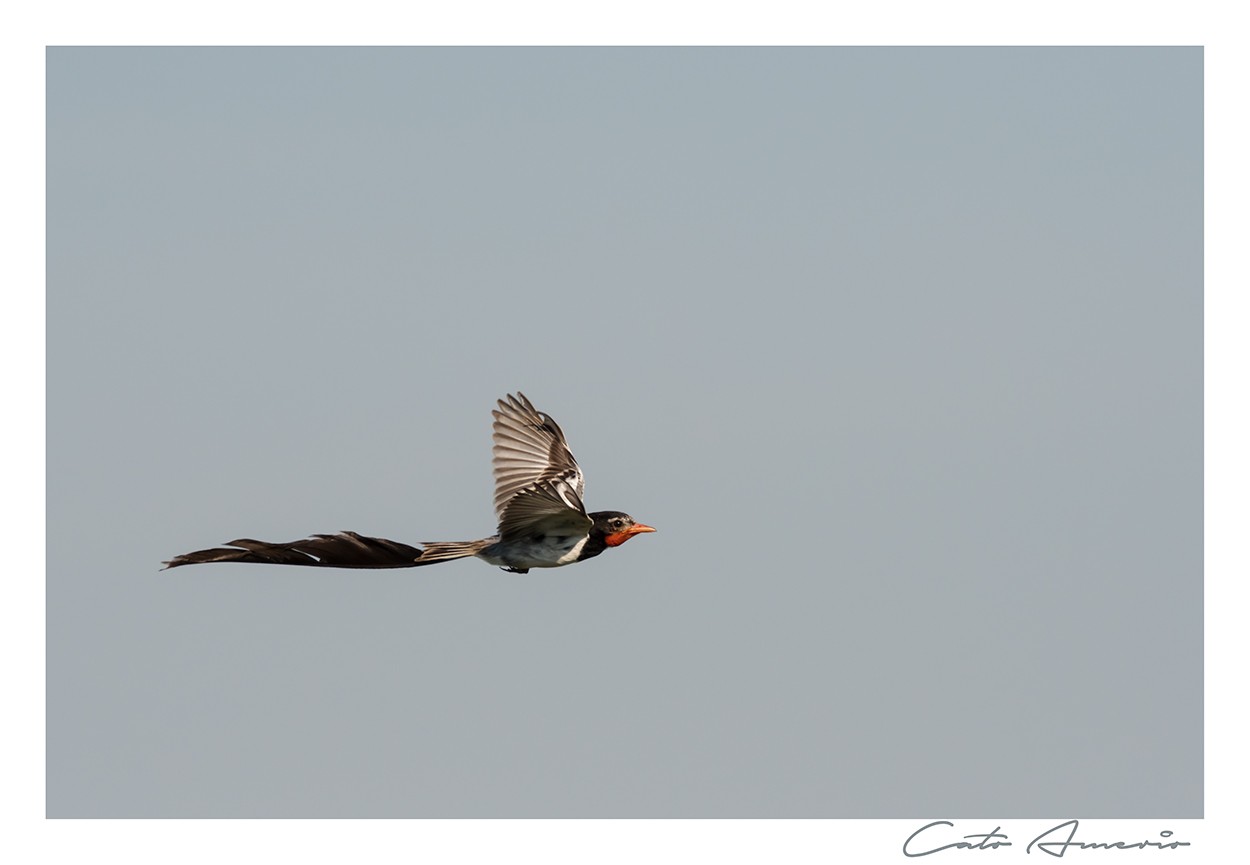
[603,523,657,548]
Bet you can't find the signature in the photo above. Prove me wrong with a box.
[903,820,1191,857]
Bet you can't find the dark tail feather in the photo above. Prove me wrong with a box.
[161,531,492,570]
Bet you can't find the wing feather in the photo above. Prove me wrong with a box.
[491,392,586,516]
[491,392,592,542]
[496,484,593,543]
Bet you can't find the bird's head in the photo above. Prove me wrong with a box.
[589,511,656,547]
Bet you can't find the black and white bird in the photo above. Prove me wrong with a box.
[163,392,655,573]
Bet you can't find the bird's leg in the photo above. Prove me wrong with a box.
[501,566,530,574]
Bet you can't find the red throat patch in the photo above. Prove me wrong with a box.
[603,523,656,547]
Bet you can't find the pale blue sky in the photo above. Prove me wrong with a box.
[47,47,1202,817]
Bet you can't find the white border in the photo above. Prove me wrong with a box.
[13,2,1242,863]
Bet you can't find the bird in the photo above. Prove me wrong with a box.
[162,392,655,573]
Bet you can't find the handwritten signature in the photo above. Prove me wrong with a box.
[903,820,1191,857]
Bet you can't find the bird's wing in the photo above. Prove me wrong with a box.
[492,392,587,515]
[495,482,594,543]
[492,392,592,542]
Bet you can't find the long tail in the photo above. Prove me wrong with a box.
[161,531,493,570]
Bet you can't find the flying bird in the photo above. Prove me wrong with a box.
[163,392,655,573]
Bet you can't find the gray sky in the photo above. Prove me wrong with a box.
[47,47,1202,817]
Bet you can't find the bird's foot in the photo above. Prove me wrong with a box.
[501,566,530,574]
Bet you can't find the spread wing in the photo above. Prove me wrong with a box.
[492,392,592,542]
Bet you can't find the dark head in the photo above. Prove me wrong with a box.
[588,511,656,548]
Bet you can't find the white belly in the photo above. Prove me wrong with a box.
[476,534,590,570]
